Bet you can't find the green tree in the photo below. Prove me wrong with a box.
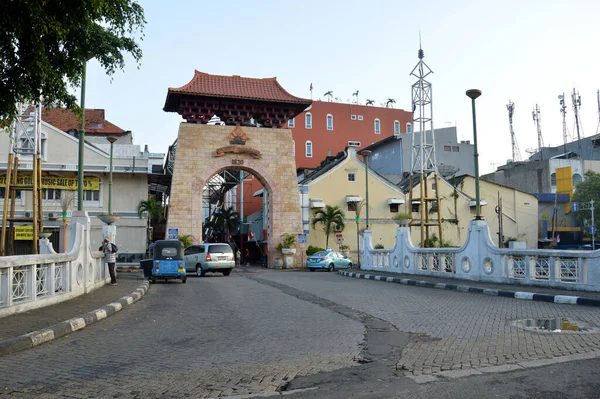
[311,205,345,248]
[213,207,239,241]
[137,198,164,224]
[0,1,146,122]
[572,170,600,232]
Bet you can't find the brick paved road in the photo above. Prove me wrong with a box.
[0,274,363,398]
[256,271,600,376]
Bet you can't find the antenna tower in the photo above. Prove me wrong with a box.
[408,42,443,247]
[532,104,544,160]
[558,93,568,154]
[1,103,44,256]
[506,100,522,162]
[571,88,583,157]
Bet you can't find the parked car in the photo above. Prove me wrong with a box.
[306,250,353,272]
[184,243,235,276]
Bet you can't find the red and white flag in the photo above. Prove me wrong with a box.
[227,233,232,242]
[248,231,255,241]
[556,234,560,243]
[309,82,313,92]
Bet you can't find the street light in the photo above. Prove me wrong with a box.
[77,57,93,211]
[106,136,118,215]
[361,150,372,228]
[466,89,482,220]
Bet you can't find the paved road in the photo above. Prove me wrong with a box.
[1,269,600,398]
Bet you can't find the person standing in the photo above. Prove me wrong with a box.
[101,238,118,285]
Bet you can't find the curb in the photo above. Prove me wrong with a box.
[339,271,600,307]
[0,280,150,357]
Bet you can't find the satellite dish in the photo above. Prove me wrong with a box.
[438,165,459,177]
[525,148,537,155]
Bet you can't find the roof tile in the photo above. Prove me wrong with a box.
[41,108,128,135]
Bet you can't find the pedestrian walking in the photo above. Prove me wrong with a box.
[100,238,118,285]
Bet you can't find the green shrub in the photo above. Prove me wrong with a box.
[306,245,325,256]
[374,243,385,249]
[339,244,350,250]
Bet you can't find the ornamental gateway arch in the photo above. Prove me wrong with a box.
[163,71,309,268]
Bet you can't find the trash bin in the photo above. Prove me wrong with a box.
[140,259,153,279]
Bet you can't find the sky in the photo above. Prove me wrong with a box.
[82,0,600,174]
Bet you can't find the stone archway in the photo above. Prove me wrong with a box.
[167,123,302,268]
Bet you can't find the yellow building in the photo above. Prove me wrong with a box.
[298,147,406,262]
[404,174,538,248]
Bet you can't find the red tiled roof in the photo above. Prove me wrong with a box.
[166,71,310,106]
[41,108,129,135]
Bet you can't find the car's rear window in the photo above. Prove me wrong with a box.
[161,248,178,257]
[312,251,328,257]
[208,244,233,254]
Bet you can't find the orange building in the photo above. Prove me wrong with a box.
[290,100,412,168]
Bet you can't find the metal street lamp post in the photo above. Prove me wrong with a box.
[77,60,88,211]
[361,150,372,228]
[466,89,483,220]
[107,136,118,215]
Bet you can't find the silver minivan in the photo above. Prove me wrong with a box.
[184,243,235,277]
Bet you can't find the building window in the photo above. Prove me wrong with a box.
[452,146,459,152]
[394,120,400,135]
[288,118,295,128]
[374,119,381,134]
[305,113,312,129]
[42,189,61,200]
[0,188,21,199]
[411,202,420,213]
[305,141,313,158]
[84,190,100,202]
[444,145,452,152]
[348,141,361,147]
[326,114,333,130]
[351,115,357,120]
[348,173,356,182]
[348,202,356,212]
[389,203,399,213]
[406,123,412,134]
[358,115,364,120]
[551,173,556,187]
[573,173,583,187]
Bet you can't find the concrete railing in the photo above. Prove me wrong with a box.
[361,220,600,292]
[0,212,107,318]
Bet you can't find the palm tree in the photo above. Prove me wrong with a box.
[386,98,396,108]
[366,99,375,106]
[311,205,345,248]
[137,198,164,224]
[213,206,239,241]
[324,91,333,102]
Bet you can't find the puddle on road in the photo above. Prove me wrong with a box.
[512,317,598,333]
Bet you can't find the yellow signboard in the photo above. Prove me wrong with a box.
[14,225,33,240]
[0,175,100,191]
[555,166,573,214]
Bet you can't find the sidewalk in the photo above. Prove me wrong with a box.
[0,270,147,354]
[339,269,600,306]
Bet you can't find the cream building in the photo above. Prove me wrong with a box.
[0,119,164,258]
[298,147,406,262]
[404,174,539,248]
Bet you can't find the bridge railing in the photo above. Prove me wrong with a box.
[0,212,107,318]
[361,220,600,292]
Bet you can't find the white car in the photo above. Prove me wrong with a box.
[184,243,235,276]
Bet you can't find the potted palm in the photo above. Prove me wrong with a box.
[393,212,411,226]
[339,244,350,257]
[277,233,297,268]
[39,229,52,239]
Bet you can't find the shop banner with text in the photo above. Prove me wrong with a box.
[0,175,100,190]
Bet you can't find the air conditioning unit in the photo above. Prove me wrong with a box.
[24,211,31,218]
[48,212,58,220]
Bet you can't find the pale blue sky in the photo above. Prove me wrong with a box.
[83,0,600,174]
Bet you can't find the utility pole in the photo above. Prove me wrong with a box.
[551,192,559,243]
[559,93,568,154]
[496,192,503,247]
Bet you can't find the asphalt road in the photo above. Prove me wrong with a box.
[1,269,599,398]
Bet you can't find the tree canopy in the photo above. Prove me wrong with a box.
[311,205,345,248]
[572,170,600,232]
[0,1,146,122]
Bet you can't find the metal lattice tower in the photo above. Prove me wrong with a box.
[559,93,568,154]
[506,101,522,162]
[1,103,44,255]
[532,104,544,159]
[408,43,443,247]
[571,88,583,158]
